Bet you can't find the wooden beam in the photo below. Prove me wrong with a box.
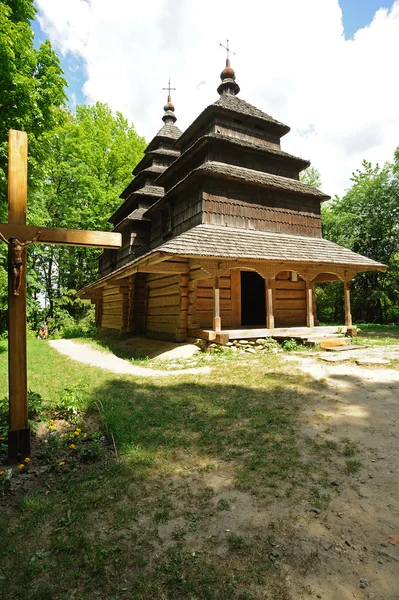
[0,223,121,249]
[7,130,29,461]
[344,280,352,327]
[213,277,221,332]
[306,280,314,328]
[137,262,189,274]
[266,278,275,329]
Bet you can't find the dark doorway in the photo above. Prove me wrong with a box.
[241,271,266,326]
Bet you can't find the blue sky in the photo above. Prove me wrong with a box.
[339,0,395,37]
[31,18,86,108]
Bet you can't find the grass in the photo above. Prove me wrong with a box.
[0,338,369,599]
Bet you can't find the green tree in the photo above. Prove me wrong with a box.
[322,156,399,322]
[30,102,146,317]
[0,0,67,206]
[0,0,67,332]
[300,166,322,189]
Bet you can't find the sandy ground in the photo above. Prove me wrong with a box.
[284,346,399,600]
[49,339,210,376]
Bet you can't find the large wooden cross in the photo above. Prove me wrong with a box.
[0,130,121,463]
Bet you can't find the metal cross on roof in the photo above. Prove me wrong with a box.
[219,39,236,61]
[162,78,176,96]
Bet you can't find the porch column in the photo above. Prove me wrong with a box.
[306,280,314,328]
[344,280,352,327]
[266,278,275,329]
[213,276,221,332]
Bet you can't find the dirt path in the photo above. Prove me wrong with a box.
[49,339,210,377]
[285,349,399,600]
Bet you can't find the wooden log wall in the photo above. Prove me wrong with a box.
[133,273,147,334]
[194,274,232,329]
[101,282,129,331]
[145,273,187,340]
[274,272,307,327]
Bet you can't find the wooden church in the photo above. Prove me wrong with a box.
[79,59,386,343]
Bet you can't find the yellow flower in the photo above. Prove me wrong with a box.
[0,437,5,441]
[18,464,24,469]
[69,444,76,449]
[0,471,4,476]
[24,457,30,463]
[58,461,65,466]
[73,431,80,436]
[76,428,81,433]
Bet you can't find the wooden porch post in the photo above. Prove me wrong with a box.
[344,280,352,327]
[266,278,275,329]
[213,276,221,332]
[306,280,314,328]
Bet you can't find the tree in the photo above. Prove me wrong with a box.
[0,0,67,332]
[300,166,322,189]
[322,155,399,322]
[29,103,146,317]
[0,0,67,207]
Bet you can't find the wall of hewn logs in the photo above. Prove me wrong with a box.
[92,255,365,340]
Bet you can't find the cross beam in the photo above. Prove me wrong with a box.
[162,77,176,97]
[1,130,121,463]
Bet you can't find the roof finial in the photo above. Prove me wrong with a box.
[162,77,177,124]
[217,39,240,96]
[219,39,236,68]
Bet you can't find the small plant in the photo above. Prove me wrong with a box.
[27,390,44,418]
[228,534,244,551]
[345,459,361,474]
[54,383,88,419]
[282,338,301,352]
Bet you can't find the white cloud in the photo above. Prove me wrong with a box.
[36,0,399,196]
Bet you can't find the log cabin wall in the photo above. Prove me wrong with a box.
[274,272,307,327]
[145,273,187,341]
[100,282,129,331]
[208,119,281,150]
[202,179,322,237]
[194,273,233,329]
[132,273,146,334]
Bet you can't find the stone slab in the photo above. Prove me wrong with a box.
[355,358,390,366]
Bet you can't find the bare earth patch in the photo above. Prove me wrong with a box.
[284,346,399,600]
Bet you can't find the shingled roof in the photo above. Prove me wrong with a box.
[158,224,386,269]
[213,94,290,134]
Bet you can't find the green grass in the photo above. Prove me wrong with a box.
[0,339,363,599]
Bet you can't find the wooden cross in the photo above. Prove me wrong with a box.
[0,130,121,463]
[162,78,176,99]
[219,39,236,63]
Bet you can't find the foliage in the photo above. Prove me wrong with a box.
[322,152,399,323]
[0,0,67,332]
[299,166,322,189]
[281,338,302,352]
[0,0,67,209]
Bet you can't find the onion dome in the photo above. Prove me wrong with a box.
[217,58,240,96]
[162,94,177,124]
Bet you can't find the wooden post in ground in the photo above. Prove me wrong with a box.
[306,280,315,328]
[266,278,274,329]
[344,280,352,328]
[7,131,30,460]
[213,276,221,332]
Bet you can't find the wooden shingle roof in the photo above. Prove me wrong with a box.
[158,224,386,269]
[213,94,290,134]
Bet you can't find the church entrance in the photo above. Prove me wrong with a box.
[240,271,266,326]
